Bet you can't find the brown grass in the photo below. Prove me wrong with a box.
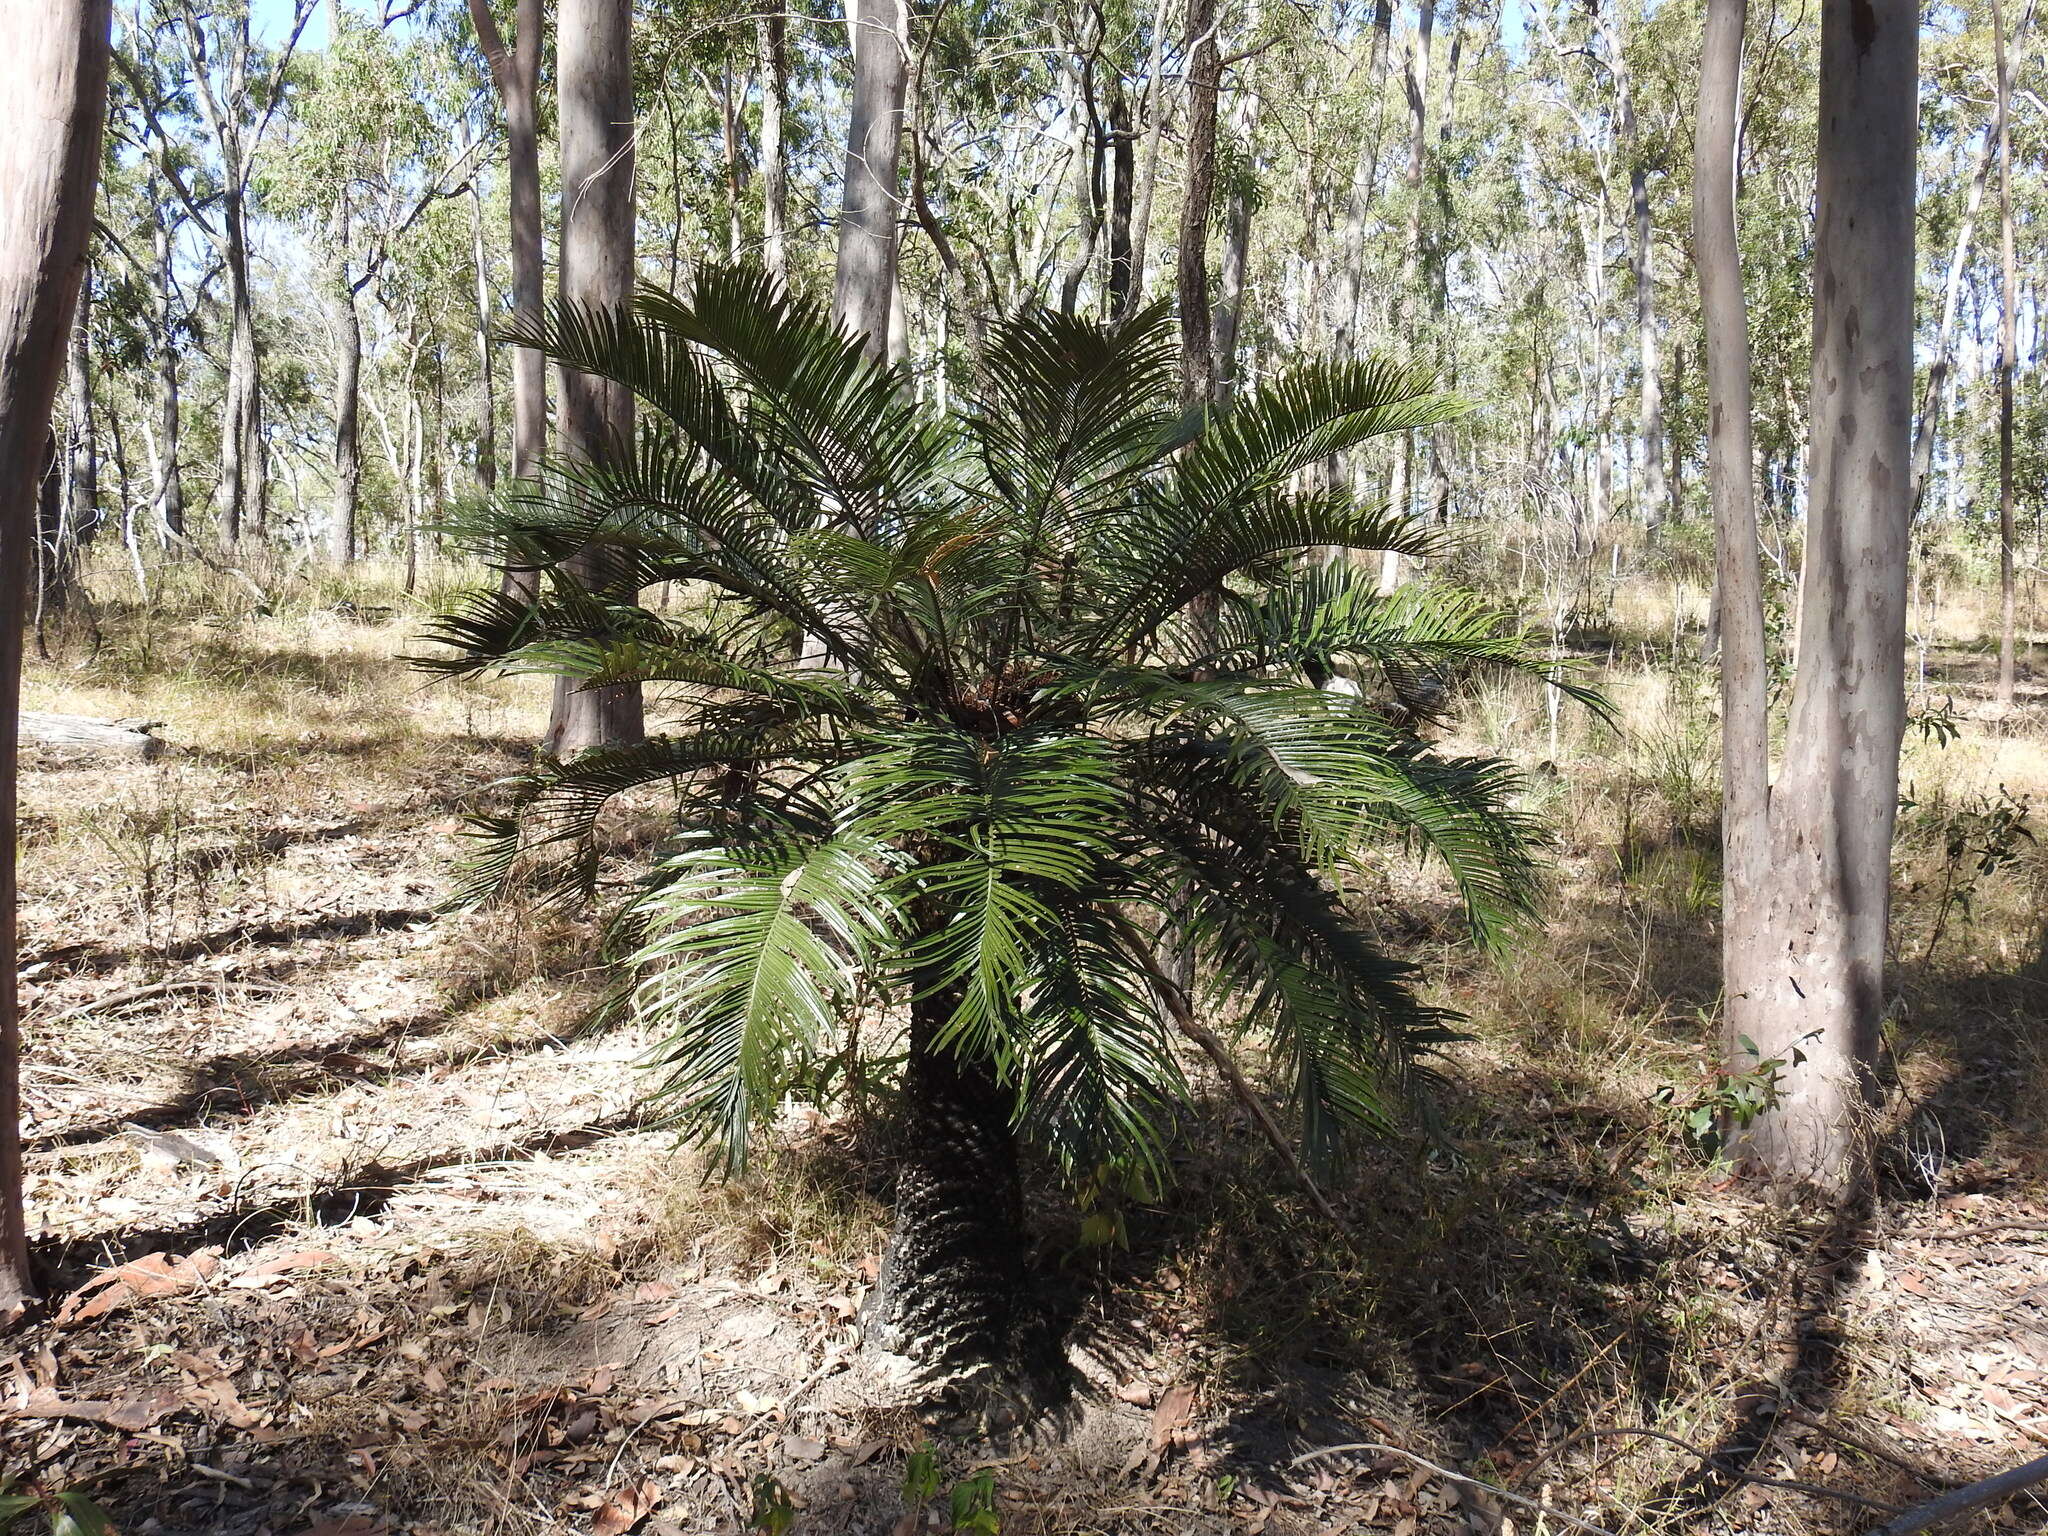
[3,553,2045,1535]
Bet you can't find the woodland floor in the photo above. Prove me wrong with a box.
[2,582,2046,1536]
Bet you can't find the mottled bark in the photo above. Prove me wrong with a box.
[1724,0,1916,1185]
[546,0,644,755]
[835,0,908,359]
[0,0,112,1318]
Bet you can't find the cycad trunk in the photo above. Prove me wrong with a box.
[870,989,1024,1377]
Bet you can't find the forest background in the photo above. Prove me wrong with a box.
[2,0,2048,1531]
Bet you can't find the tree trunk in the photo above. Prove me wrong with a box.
[467,0,545,597]
[1995,0,2018,707]
[471,182,497,497]
[1379,0,1433,592]
[1056,30,1102,317]
[150,179,184,544]
[1212,68,1259,403]
[1908,2,2032,518]
[65,273,98,560]
[329,249,362,565]
[1335,0,1394,361]
[1176,0,1221,406]
[759,11,788,292]
[1602,2,1666,531]
[218,181,261,543]
[868,987,1024,1377]
[0,0,112,1320]
[835,0,908,359]
[1126,0,1173,306]
[547,0,644,756]
[1726,0,1916,1186]
[1696,0,1771,1151]
[1105,79,1136,317]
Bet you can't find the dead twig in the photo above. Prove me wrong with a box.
[1871,1452,2048,1536]
[1541,1426,1906,1516]
[1775,1407,1946,1488]
[1290,1442,1621,1536]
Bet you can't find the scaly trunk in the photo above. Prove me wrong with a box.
[870,988,1025,1377]
[0,0,113,1320]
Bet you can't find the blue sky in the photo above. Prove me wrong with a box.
[251,0,330,51]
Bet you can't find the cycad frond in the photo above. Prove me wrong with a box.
[1015,895,1181,1178]
[847,726,1125,1064]
[1086,487,1442,655]
[1202,569,1606,720]
[458,721,839,908]
[633,830,899,1168]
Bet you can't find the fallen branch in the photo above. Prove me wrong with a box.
[1775,1407,1944,1488]
[1871,1452,2048,1536]
[38,978,288,1027]
[1112,918,1342,1224]
[1290,1442,1621,1536]
[18,711,164,758]
[1896,1220,2048,1241]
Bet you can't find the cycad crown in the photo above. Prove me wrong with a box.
[425,264,1585,1184]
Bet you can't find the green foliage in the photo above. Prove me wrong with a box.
[901,1446,943,1504]
[0,1477,116,1536]
[949,1471,1001,1534]
[428,266,1584,1178]
[1653,1032,1811,1158]
[747,1473,795,1535]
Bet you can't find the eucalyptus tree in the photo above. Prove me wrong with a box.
[1706,0,1917,1185]
[168,0,319,541]
[0,0,112,1322]
[271,6,481,563]
[548,0,644,753]
[836,0,909,355]
[427,268,1584,1382]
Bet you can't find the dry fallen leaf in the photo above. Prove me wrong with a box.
[229,1249,339,1287]
[1150,1380,1197,1452]
[20,1385,185,1431]
[55,1250,220,1327]
[590,1477,662,1536]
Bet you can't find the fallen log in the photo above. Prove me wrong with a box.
[18,710,165,757]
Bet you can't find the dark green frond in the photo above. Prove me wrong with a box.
[633,831,899,1169]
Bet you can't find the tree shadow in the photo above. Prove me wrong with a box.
[31,1110,648,1292]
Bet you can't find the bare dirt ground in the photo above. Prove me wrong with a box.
[2,594,2045,1536]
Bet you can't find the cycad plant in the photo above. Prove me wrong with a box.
[426,266,1583,1382]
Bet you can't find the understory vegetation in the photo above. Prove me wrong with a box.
[6,554,2043,1535]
